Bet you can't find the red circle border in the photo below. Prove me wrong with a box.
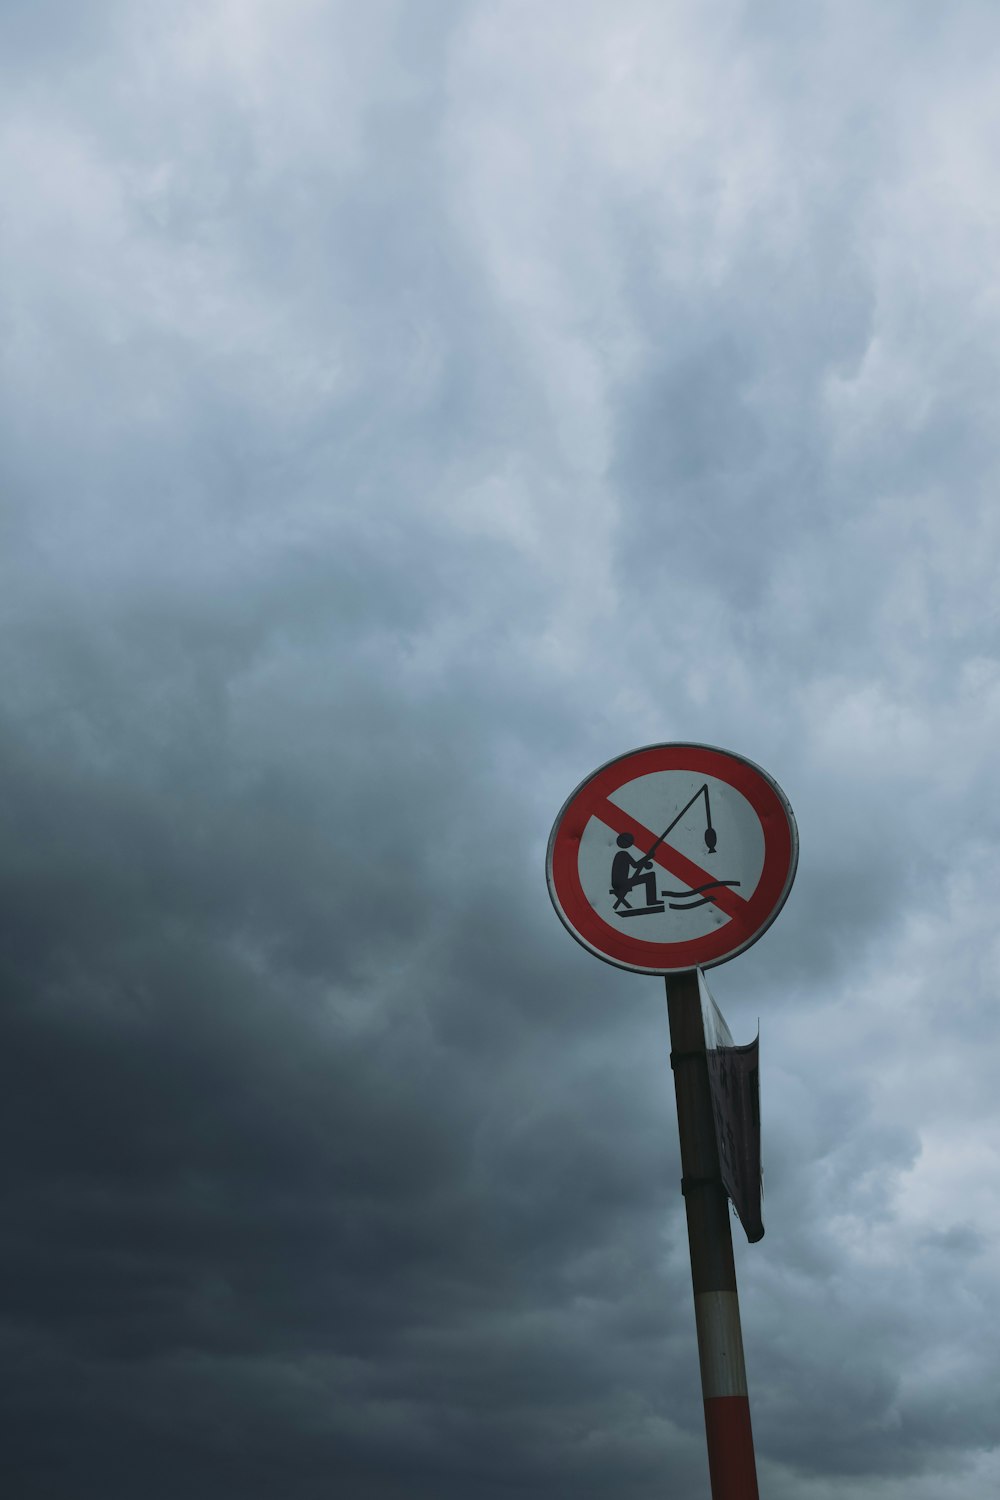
[546,744,797,974]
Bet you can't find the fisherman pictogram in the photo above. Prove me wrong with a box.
[610,783,741,920]
[610,834,664,916]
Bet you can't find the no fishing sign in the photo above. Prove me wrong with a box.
[545,742,798,975]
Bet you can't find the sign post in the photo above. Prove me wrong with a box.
[668,967,758,1499]
[546,743,797,1500]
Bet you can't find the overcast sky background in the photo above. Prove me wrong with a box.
[3,2,1000,1496]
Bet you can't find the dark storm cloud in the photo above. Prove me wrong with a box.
[1,738,692,1498]
[5,2,1000,1498]
[0,486,668,1496]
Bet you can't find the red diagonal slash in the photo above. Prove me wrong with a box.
[591,794,749,920]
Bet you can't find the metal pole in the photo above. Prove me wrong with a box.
[666,969,759,1500]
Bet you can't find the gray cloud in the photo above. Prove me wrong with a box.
[4,2,1000,1496]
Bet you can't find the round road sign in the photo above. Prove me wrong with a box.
[546,743,798,975]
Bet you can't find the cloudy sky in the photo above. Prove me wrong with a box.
[4,2,1000,1495]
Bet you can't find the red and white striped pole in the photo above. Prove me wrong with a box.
[666,969,759,1500]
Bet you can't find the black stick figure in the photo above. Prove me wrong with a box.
[610,833,658,910]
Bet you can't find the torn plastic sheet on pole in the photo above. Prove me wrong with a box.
[698,969,763,1244]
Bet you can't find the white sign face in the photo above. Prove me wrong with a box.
[546,743,798,974]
